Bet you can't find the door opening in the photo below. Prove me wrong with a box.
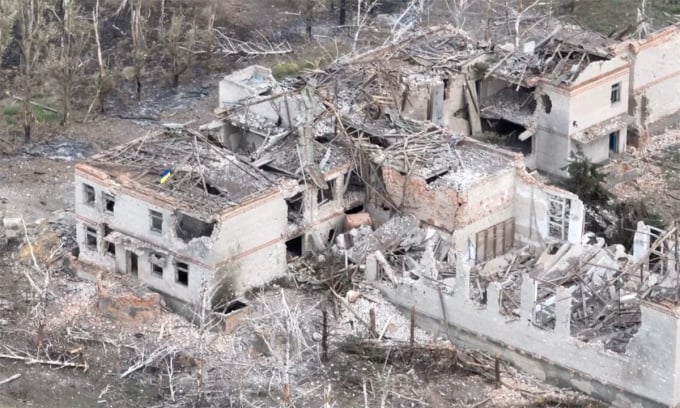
[127,251,138,278]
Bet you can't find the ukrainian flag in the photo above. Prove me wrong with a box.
[160,168,173,184]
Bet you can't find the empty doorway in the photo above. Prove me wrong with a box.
[609,131,620,154]
[127,251,138,278]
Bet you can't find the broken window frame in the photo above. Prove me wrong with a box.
[150,252,166,277]
[103,224,115,256]
[316,179,335,206]
[610,82,621,105]
[176,261,189,286]
[102,193,115,214]
[149,210,163,234]
[174,211,215,243]
[85,225,98,250]
[83,184,95,207]
[547,194,570,241]
[106,240,116,256]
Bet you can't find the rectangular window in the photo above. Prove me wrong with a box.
[85,226,97,249]
[176,262,189,286]
[103,193,115,214]
[150,252,165,277]
[150,210,163,233]
[83,184,95,206]
[610,83,621,105]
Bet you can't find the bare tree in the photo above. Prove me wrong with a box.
[16,0,52,143]
[159,7,199,88]
[301,0,316,41]
[0,0,19,67]
[88,0,112,116]
[202,0,217,72]
[352,0,380,52]
[444,0,479,28]
[48,0,90,125]
[129,0,146,101]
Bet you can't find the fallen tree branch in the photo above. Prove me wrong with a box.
[0,353,88,370]
[120,346,176,378]
[0,373,21,387]
[10,95,60,114]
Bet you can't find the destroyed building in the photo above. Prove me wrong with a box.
[341,211,680,407]
[71,19,680,407]
[75,129,294,307]
[481,23,680,176]
[216,63,585,265]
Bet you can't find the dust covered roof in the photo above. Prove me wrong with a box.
[79,129,281,215]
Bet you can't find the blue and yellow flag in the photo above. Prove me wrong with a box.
[160,168,173,184]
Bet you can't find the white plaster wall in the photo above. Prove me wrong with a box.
[631,30,680,124]
[219,80,254,108]
[568,62,629,135]
[75,174,214,263]
[441,75,469,134]
[536,87,570,135]
[130,250,212,304]
[479,77,508,99]
[75,173,289,302]
[634,77,680,125]
[215,242,287,296]
[76,219,116,270]
[576,136,610,164]
[535,128,570,176]
[213,196,288,264]
[401,81,432,122]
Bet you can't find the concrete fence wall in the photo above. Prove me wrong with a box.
[366,255,680,407]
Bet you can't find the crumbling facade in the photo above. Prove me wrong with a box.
[69,19,680,407]
[481,23,680,176]
[345,219,680,407]
[75,130,291,306]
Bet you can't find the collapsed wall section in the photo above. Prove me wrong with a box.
[513,171,584,247]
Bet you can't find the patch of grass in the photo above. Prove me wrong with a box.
[2,104,21,117]
[2,101,61,124]
[271,57,330,80]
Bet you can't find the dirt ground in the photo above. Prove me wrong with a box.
[0,0,671,406]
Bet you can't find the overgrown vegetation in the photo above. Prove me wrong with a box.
[2,102,61,125]
[562,147,612,206]
[563,147,665,248]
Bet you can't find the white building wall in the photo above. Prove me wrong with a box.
[576,136,610,164]
[75,172,289,303]
[368,271,680,407]
[568,60,629,135]
[629,28,680,125]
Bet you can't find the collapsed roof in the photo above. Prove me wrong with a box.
[489,25,620,88]
[79,129,281,216]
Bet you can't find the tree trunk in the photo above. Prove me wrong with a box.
[22,79,32,143]
[61,86,70,126]
[339,0,346,25]
[306,0,313,40]
[136,72,141,101]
